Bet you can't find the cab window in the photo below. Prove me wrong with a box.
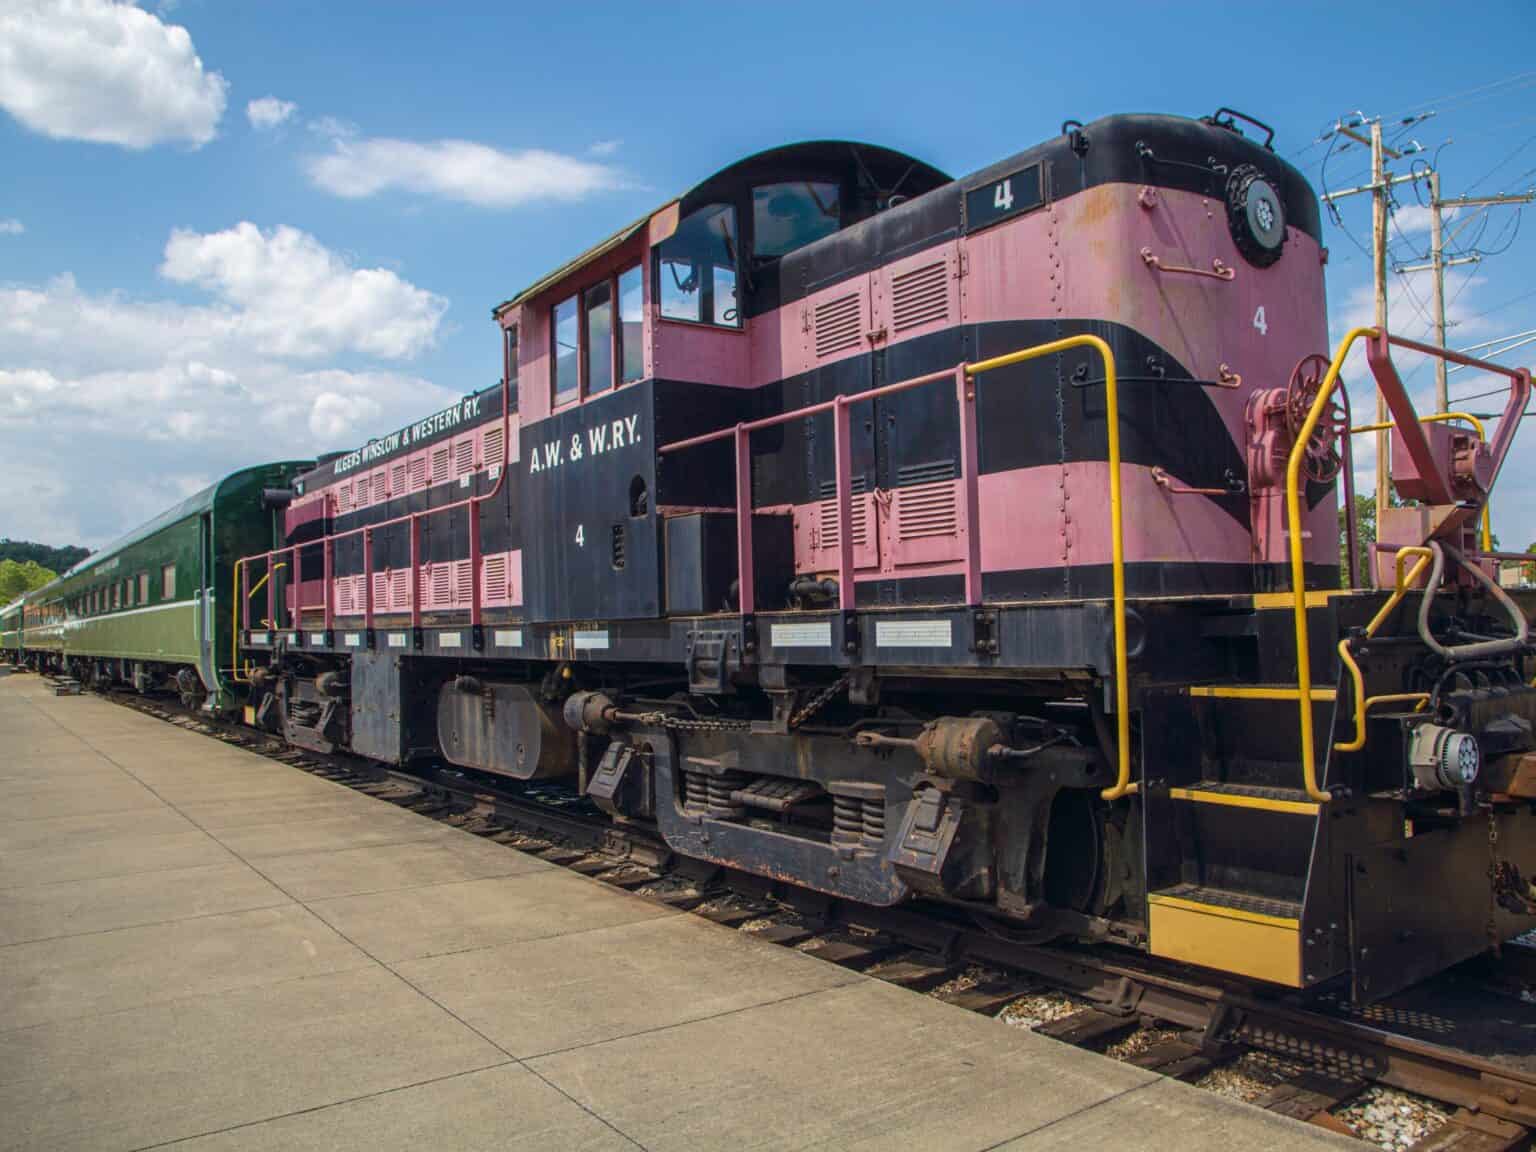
[552,295,580,403]
[752,182,840,258]
[658,204,739,328]
[584,281,614,394]
[618,266,643,383]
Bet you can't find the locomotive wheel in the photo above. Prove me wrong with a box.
[1284,352,1344,485]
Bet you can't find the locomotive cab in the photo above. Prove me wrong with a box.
[500,142,951,624]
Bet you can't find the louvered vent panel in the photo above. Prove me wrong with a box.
[409,456,428,490]
[430,448,449,484]
[813,293,863,358]
[890,260,949,332]
[337,484,353,514]
[896,459,957,486]
[372,572,389,609]
[356,477,369,507]
[484,555,507,599]
[391,464,406,494]
[895,480,958,541]
[430,565,452,607]
[817,477,869,549]
[455,560,473,603]
[337,579,354,614]
[483,426,504,468]
[390,569,411,608]
[454,439,474,476]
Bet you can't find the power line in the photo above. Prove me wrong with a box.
[1383,70,1536,122]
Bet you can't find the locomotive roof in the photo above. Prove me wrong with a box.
[492,140,950,317]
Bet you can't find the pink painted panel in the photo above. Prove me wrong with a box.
[961,184,1329,455]
[796,274,873,374]
[748,303,792,388]
[651,318,750,388]
[872,244,961,349]
[977,462,1251,571]
[884,478,964,571]
[793,491,879,574]
[325,548,522,617]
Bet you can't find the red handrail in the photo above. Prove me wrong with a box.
[659,365,979,613]
[238,380,512,636]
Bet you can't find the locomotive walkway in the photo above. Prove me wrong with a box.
[0,671,1354,1152]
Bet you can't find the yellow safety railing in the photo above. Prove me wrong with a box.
[231,557,248,684]
[1348,411,1493,552]
[1287,326,1376,801]
[1334,546,1433,752]
[967,335,1133,801]
[230,558,283,686]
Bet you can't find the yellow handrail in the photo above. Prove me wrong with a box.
[1348,411,1493,551]
[1287,326,1377,800]
[1334,547,1433,752]
[230,558,284,686]
[231,557,246,684]
[967,335,1133,801]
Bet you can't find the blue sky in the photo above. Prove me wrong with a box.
[2,0,1534,552]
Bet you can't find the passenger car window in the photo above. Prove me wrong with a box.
[584,282,613,393]
[658,204,739,329]
[752,181,840,258]
[552,295,579,403]
[618,266,643,383]
[162,564,176,600]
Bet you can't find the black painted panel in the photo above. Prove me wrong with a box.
[521,382,659,622]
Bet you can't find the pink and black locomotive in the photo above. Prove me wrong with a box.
[240,110,1536,1001]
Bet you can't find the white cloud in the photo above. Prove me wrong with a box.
[159,222,447,359]
[0,225,457,546]
[246,96,297,131]
[0,0,227,150]
[307,115,357,140]
[1391,202,1459,237]
[0,219,22,236]
[306,135,623,208]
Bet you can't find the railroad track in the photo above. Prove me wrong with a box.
[94,682,1536,1151]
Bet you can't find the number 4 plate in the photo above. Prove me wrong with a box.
[965,163,1044,232]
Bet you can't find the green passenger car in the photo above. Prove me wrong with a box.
[20,461,309,710]
[0,598,22,664]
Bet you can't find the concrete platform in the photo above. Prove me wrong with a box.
[0,674,1357,1151]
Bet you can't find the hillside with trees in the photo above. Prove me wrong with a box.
[0,538,90,573]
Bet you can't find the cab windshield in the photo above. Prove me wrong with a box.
[752,181,840,258]
[658,204,739,328]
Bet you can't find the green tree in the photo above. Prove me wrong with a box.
[0,559,55,603]
[1524,543,1536,585]
[1339,494,1378,587]
[0,538,89,571]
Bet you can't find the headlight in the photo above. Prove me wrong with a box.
[1408,723,1481,791]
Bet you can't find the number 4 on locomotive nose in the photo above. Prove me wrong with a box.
[993,179,1014,212]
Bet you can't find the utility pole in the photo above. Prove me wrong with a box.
[1370,122,1389,509]
[1323,118,1417,508]
[1398,185,1532,411]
